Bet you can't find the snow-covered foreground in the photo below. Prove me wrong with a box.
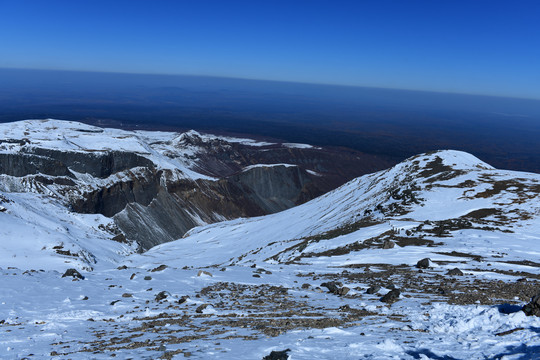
[1,261,539,359]
[1,148,540,359]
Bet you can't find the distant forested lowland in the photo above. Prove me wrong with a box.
[1,68,539,173]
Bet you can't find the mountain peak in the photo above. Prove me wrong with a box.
[406,150,494,173]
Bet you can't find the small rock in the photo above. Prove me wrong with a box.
[339,287,350,296]
[263,348,291,360]
[122,293,133,298]
[321,281,349,296]
[382,240,395,249]
[416,258,431,269]
[321,281,340,294]
[446,268,464,276]
[178,296,189,304]
[117,265,128,270]
[110,300,121,306]
[381,289,401,303]
[82,296,89,300]
[144,276,152,280]
[62,268,84,280]
[196,304,209,313]
[523,290,540,316]
[253,274,261,278]
[151,264,168,272]
[130,273,136,280]
[197,270,212,277]
[155,291,169,302]
[366,285,381,294]
[301,283,312,290]
[438,288,449,295]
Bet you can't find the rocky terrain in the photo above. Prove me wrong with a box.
[0,119,381,255]
[0,120,539,359]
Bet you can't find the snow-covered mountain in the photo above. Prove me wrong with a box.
[1,121,539,359]
[0,119,376,269]
[135,149,540,268]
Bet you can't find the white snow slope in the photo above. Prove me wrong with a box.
[1,138,540,359]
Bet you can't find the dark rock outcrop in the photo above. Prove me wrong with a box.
[0,153,72,177]
[522,290,540,316]
[321,281,349,296]
[155,291,169,302]
[416,258,432,269]
[447,268,464,276]
[62,268,84,280]
[28,148,154,178]
[263,349,290,360]
[381,289,401,303]
[366,285,381,294]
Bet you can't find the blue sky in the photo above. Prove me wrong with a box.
[1,0,539,99]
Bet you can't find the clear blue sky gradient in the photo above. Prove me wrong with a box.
[1,0,539,99]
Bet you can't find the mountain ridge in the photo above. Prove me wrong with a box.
[1,122,540,359]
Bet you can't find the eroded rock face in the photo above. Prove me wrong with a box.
[28,148,155,178]
[71,167,161,217]
[0,120,386,251]
[0,153,72,177]
[1,148,322,250]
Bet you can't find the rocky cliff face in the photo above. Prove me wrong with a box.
[0,119,381,250]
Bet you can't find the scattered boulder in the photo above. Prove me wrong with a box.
[117,265,128,270]
[321,281,349,296]
[366,285,381,294]
[122,293,133,298]
[382,240,395,249]
[339,287,350,296]
[197,270,213,277]
[62,268,84,280]
[381,289,401,303]
[301,283,312,290]
[523,290,540,316]
[446,268,464,276]
[416,258,432,269]
[151,264,167,272]
[155,291,169,302]
[196,304,209,313]
[144,276,152,280]
[130,273,136,280]
[178,296,189,304]
[263,349,290,360]
[321,281,340,294]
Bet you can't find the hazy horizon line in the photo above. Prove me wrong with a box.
[2,66,539,103]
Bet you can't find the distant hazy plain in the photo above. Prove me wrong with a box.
[1,68,539,173]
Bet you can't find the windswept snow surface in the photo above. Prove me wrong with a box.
[1,148,540,359]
